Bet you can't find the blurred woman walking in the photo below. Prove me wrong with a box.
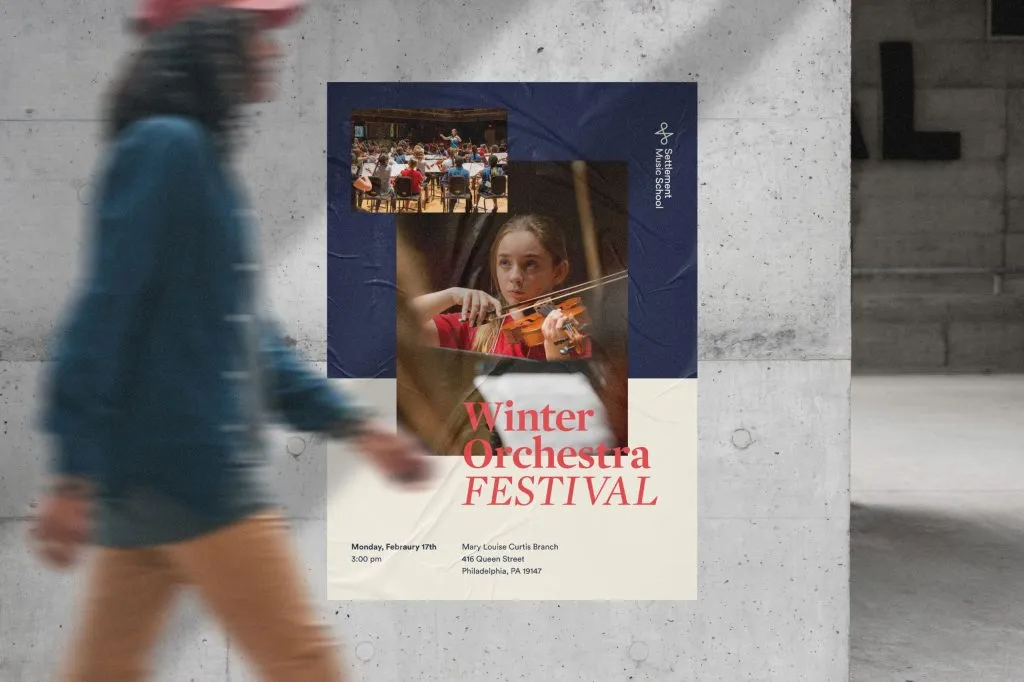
[31,2,430,680]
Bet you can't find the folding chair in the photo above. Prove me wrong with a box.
[364,176,393,212]
[475,173,507,212]
[444,175,472,213]
[393,175,422,213]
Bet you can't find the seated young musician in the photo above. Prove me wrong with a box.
[371,153,394,198]
[399,158,425,196]
[411,214,591,361]
[445,155,471,211]
[412,144,426,168]
[477,154,504,193]
[446,155,470,182]
[440,148,455,173]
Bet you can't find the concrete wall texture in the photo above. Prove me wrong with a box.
[853,0,1024,372]
[0,1,851,680]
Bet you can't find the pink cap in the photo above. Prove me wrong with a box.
[132,0,304,34]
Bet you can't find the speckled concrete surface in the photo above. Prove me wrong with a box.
[0,1,850,679]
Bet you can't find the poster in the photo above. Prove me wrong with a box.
[325,83,697,600]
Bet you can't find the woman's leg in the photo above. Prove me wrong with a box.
[168,513,345,682]
[60,547,180,682]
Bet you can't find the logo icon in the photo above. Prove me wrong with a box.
[655,122,673,145]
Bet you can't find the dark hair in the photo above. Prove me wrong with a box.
[488,154,499,168]
[454,155,464,167]
[105,6,259,158]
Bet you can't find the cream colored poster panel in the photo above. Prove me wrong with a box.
[326,378,696,600]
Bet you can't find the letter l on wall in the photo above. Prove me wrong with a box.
[880,41,961,160]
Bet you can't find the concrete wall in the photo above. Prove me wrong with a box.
[0,1,851,680]
[853,0,1024,372]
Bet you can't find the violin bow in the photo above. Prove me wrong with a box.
[496,270,629,317]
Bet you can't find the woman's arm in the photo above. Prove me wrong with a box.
[259,319,371,434]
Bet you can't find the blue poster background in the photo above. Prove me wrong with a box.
[327,83,697,379]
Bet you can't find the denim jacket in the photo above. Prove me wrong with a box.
[40,116,364,516]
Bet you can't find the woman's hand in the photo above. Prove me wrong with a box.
[353,423,433,488]
[29,477,94,570]
[449,288,501,327]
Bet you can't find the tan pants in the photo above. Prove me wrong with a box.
[60,513,345,682]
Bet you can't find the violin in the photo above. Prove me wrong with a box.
[498,296,590,355]
[477,271,628,356]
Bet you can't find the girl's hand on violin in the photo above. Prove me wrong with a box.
[542,308,567,345]
[450,287,501,327]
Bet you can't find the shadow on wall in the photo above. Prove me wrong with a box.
[851,501,1024,680]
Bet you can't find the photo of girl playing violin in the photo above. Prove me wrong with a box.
[411,214,595,361]
[394,161,630,457]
